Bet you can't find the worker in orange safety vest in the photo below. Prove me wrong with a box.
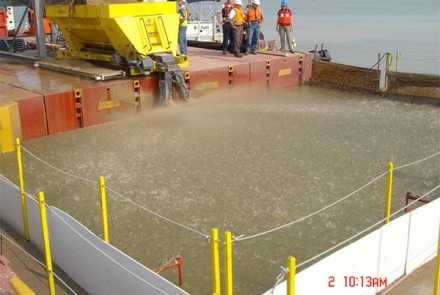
[228,0,246,58]
[276,0,294,53]
[245,0,264,55]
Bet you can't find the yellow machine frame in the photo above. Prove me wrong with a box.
[45,3,188,73]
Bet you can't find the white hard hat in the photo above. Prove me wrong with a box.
[235,0,242,5]
[252,0,260,4]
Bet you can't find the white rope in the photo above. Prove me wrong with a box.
[270,266,288,294]
[19,147,208,238]
[48,208,171,295]
[106,187,207,237]
[13,142,440,245]
[235,172,387,241]
[156,256,178,274]
[21,146,96,184]
[235,152,440,242]
[394,151,440,170]
[297,184,440,268]
[0,232,79,295]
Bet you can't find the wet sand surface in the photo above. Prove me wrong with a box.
[0,85,439,294]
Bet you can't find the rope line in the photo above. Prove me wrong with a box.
[106,187,207,237]
[235,152,439,242]
[0,233,79,295]
[14,142,440,243]
[235,172,387,241]
[48,208,171,295]
[297,184,440,268]
[21,146,97,184]
[18,147,208,238]
[156,256,178,274]
[270,266,288,294]
[394,151,440,170]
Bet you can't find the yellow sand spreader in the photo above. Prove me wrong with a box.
[45,3,190,102]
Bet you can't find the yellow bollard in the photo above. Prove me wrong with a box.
[434,224,440,295]
[99,176,109,243]
[38,192,56,295]
[211,228,220,295]
[16,138,30,241]
[384,162,393,224]
[224,231,233,295]
[287,256,296,295]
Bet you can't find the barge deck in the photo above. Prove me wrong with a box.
[0,47,313,152]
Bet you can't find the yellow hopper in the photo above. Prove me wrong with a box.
[45,3,190,102]
[45,3,185,73]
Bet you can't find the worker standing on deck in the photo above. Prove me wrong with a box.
[245,0,264,55]
[216,0,235,55]
[177,0,188,55]
[229,0,246,58]
[276,0,294,53]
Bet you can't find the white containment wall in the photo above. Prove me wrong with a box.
[0,175,189,295]
[264,196,440,295]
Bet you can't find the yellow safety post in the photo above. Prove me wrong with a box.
[211,228,220,295]
[434,224,440,295]
[384,162,393,224]
[287,256,296,295]
[224,231,233,295]
[99,176,109,243]
[16,138,30,241]
[38,192,56,295]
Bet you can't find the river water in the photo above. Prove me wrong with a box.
[195,0,440,75]
[1,85,439,294]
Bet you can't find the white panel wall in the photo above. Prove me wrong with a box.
[406,197,440,273]
[1,175,438,295]
[376,215,410,291]
[263,198,439,295]
[49,207,189,295]
[0,176,188,295]
[0,177,25,236]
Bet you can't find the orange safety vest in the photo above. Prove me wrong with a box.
[186,7,191,18]
[277,8,292,26]
[178,7,191,18]
[247,7,262,22]
[232,7,245,24]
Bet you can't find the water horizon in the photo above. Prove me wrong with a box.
[192,0,440,75]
